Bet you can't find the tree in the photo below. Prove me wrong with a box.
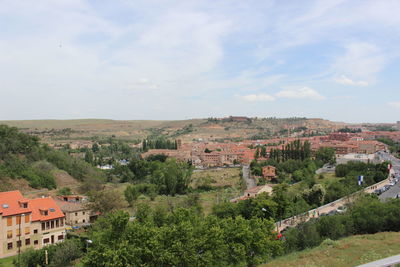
[57,187,72,196]
[87,190,124,214]
[84,150,94,165]
[315,147,336,165]
[124,185,140,206]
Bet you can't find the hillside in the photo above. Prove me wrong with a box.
[0,117,346,142]
[0,125,105,193]
[263,232,400,267]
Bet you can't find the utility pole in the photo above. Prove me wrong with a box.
[18,214,25,267]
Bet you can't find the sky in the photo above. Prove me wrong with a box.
[1,0,400,123]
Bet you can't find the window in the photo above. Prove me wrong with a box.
[22,203,28,208]
[25,238,30,246]
[44,211,48,216]
[41,222,45,231]
[7,230,12,239]
[75,220,78,224]
[25,214,30,223]
[16,229,20,237]
[34,229,38,234]
[7,217,12,226]
[16,215,21,224]
[25,227,30,235]
[60,219,64,227]
[58,235,64,240]
[83,211,85,215]
[83,219,86,223]
[7,242,13,250]
[43,238,49,244]
[75,212,78,216]
[34,240,39,245]
[46,221,50,229]
[56,220,59,227]
[51,220,54,229]
[17,241,21,248]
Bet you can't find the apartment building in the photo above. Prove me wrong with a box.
[0,191,66,258]
[54,195,96,226]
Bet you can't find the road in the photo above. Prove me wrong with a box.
[276,151,400,232]
[378,151,400,201]
[277,174,392,232]
[242,165,256,189]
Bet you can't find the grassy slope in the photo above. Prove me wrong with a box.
[263,232,400,267]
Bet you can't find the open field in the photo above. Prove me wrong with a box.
[0,118,346,142]
[263,231,400,267]
[191,167,242,189]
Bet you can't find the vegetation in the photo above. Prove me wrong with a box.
[338,127,362,133]
[122,158,193,196]
[282,195,400,254]
[267,140,311,162]
[264,231,400,267]
[14,239,83,267]
[0,125,105,191]
[82,209,283,266]
[142,138,177,151]
[377,137,400,157]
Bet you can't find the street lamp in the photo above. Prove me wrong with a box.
[18,214,25,267]
[261,208,279,232]
[85,239,93,252]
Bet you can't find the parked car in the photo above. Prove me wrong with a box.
[374,188,384,195]
[336,206,347,214]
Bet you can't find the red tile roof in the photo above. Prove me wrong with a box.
[30,197,65,222]
[0,190,64,221]
[0,191,32,217]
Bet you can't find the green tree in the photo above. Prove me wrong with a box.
[315,147,336,165]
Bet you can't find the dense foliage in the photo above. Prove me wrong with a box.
[0,125,105,190]
[267,140,311,162]
[123,158,193,196]
[82,209,283,267]
[14,239,83,267]
[283,195,400,253]
[142,138,178,151]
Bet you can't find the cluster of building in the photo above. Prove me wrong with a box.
[141,131,395,168]
[0,191,95,258]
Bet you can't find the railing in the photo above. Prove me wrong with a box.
[275,176,391,231]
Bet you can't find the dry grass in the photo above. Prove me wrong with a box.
[263,232,400,267]
[191,167,242,189]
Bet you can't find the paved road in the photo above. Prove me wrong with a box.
[242,165,256,189]
[277,176,391,232]
[357,253,400,267]
[378,151,400,201]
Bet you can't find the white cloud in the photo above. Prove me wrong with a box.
[276,87,325,100]
[388,102,400,109]
[237,94,276,102]
[334,75,368,86]
[332,42,386,84]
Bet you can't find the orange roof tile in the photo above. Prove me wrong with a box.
[30,197,65,222]
[0,191,32,217]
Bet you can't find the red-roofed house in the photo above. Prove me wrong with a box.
[0,191,66,258]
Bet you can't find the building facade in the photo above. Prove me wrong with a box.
[0,191,66,258]
[54,195,95,226]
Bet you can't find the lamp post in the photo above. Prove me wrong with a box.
[18,214,25,267]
